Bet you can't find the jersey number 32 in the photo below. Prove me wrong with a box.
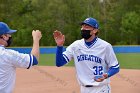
[93,66,103,75]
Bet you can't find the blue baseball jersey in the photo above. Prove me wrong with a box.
[62,37,119,86]
[0,46,36,93]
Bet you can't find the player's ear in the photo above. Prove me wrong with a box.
[93,29,98,34]
[0,34,7,40]
[0,34,10,41]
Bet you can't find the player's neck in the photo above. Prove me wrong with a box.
[85,35,96,42]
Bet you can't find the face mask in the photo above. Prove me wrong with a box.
[6,37,12,47]
[81,30,92,40]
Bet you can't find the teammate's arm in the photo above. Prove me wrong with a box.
[6,30,42,69]
[31,30,42,61]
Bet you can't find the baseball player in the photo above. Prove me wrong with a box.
[0,22,42,93]
[53,17,120,93]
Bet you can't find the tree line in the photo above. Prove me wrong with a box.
[0,0,140,46]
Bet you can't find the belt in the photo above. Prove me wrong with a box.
[84,85,94,87]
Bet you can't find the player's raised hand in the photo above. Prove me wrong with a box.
[31,30,42,61]
[32,30,42,41]
[53,30,65,46]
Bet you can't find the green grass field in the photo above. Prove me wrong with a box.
[116,53,140,69]
[39,53,140,69]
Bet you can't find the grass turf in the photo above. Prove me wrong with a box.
[39,53,140,69]
[116,53,140,69]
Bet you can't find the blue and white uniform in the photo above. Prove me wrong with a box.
[56,37,119,93]
[0,46,38,93]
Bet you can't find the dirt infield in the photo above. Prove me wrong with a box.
[14,66,140,93]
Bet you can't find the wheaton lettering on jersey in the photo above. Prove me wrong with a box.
[77,54,102,63]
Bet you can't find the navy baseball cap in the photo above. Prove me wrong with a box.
[81,17,99,29]
[0,22,17,35]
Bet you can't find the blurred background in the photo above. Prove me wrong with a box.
[0,0,140,46]
[1,1,140,93]
[0,0,140,69]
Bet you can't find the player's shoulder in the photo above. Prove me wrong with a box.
[3,48,21,55]
[0,47,19,58]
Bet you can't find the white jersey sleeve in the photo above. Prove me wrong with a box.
[2,49,33,69]
[63,41,77,62]
[105,44,119,68]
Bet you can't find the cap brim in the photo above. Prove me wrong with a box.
[80,22,93,27]
[80,22,98,29]
[6,30,17,34]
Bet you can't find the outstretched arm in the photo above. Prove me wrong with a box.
[53,30,67,67]
[9,30,42,69]
[31,30,42,61]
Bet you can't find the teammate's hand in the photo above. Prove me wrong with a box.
[53,30,65,46]
[32,30,42,41]
[94,73,108,82]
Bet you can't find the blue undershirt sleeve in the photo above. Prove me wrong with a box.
[107,67,120,78]
[56,46,67,67]
[32,55,38,65]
